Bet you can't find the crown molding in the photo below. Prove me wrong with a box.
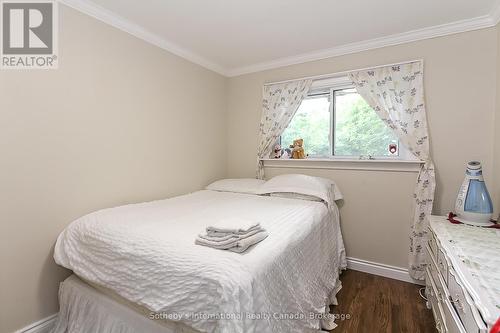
[227,13,498,77]
[58,0,229,76]
[490,0,500,25]
[59,0,500,78]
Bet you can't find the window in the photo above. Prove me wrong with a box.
[281,96,331,156]
[281,77,410,159]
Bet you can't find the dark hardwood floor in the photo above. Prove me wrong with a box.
[329,270,437,333]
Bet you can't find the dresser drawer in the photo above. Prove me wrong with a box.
[442,295,466,333]
[428,227,438,257]
[427,244,447,302]
[448,268,488,333]
[436,246,449,286]
[426,268,447,333]
[428,216,498,330]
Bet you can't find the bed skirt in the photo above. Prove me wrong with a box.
[52,275,342,333]
[52,274,343,333]
[52,275,200,333]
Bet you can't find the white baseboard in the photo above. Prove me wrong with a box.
[14,314,57,333]
[347,257,425,285]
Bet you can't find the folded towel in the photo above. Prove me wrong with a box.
[204,225,264,239]
[228,231,268,253]
[197,227,264,246]
[198,233,240,242]
[195,230,268,253]
[206,218,260,235]
[206,225,262,238]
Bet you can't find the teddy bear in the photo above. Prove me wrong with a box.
[290,138,306,159]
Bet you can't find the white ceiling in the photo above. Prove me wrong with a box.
[63,0,500,76]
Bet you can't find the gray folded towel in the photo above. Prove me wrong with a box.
[196,218,268,253]
[207,225,261,238]
[198,227,264,244]
[206,218,260,235]
[227,231,269,253]
[195,230,268,253]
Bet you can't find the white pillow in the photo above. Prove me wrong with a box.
[269,192,323,202]
[206,178,266,194]
[257,174,343,207]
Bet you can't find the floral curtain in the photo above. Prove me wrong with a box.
[349,61,435,280]
[256,79,312,179]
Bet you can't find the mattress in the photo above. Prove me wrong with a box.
[54,190,346,332]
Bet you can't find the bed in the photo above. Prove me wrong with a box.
[53,175,347,333]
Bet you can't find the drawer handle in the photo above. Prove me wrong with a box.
[436,320,443,333]
[435,289,443,302]
[450,296,466,313]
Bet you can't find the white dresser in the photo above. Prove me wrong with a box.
[426,215,500,333]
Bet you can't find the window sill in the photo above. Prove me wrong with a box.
[261,158,424,173]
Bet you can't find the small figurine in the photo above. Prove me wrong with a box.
[273,144,282,159]
[281,148,291,159]
[389,143,397,155]
[290,138,306,159]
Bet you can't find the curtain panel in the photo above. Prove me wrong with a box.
[256,79,312,179]
[349,61,435,280]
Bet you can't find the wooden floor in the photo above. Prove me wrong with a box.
[329,270,436,333]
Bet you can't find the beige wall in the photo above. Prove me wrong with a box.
[227,28,498,268]
[0,6,227,333]
[494,27,500,219]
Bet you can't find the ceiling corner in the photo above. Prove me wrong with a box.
[489,0,500,25]
[58,0,230,76]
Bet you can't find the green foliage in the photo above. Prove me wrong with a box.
[281,93,397,157]
[282,98,330,156]
[335,95,396,156]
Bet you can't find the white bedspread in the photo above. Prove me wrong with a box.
[54,190,346,333]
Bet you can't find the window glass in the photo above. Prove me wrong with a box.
[281,96,331,157]
[334,89,398,157]
[280,82,404,159]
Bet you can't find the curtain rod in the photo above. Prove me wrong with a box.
[263,59,424,86]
